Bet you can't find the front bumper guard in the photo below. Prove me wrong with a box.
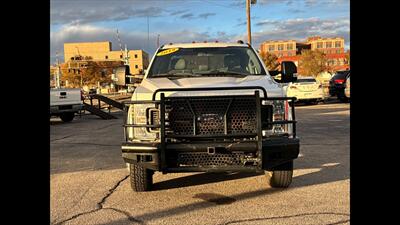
[121,86,299,172]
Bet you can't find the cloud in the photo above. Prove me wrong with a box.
[230,0,348,7]
[169,10,187,16]
[304,0,317,7]
[289,9,306,13]
[236,21,247,27]
[198,13,216,19]
[236,16,259,26]
[217,31,226,36]
[255,20,279,26]
[50,0,171,24]
[178,12,216,20]
[50,24,234,63]
[180,13,195,20]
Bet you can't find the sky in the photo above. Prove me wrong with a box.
[50,0,350,64]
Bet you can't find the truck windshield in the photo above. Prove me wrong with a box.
[147,47,266,78]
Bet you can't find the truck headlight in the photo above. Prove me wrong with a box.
[262,100,292,136]
[127,104,158,141]
[272,100,287,134]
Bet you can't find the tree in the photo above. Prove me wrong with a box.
[345,52,350,66]
[60,61,123,88]
[298,50,328,77]
[260,51,280,71]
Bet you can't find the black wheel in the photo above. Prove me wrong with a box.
[60,112,75,122]
[129,164,153,192]
[265,161,293,188]
[338,95,349,103]
[305,99,318,105]
[337,90,349,103]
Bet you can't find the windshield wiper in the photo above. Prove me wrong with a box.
[195,70,249,77]
[151,73,202,78]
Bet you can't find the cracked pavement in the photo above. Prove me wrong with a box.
[50,102,349,225]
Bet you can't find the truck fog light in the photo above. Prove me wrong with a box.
[262,130,273,136]
[273,125,285,134]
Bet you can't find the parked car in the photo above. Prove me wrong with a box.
[285,76,324,105]
[329,70,350,102]
[121,41,300,192]
[344,76,350,99]
[50,88,84,122]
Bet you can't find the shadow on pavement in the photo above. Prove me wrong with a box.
[293,162,348,188]
[152,172,263,191]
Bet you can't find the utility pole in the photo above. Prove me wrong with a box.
[157,34,160,48]
[246,0,251,45]
[247,0,257,45]
[147,15,150,52]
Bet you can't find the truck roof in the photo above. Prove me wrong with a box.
[160,42,249,49]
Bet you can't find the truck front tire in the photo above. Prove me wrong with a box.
[265,161,293,188]
[129,164,153,192]
[60,112,75,122]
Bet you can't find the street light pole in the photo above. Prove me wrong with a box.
[157,34,160,48]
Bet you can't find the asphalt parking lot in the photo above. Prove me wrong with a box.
[50,101,350,225]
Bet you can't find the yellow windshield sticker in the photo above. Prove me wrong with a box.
[157,48,179,56]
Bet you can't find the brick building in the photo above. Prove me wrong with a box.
[260,36,349,72]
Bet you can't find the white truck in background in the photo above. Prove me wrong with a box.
[50,88,84,122]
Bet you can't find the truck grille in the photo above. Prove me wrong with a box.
[166,96,257,136]
[177,152,244,166]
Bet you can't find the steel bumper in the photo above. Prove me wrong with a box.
[121,137,299,171]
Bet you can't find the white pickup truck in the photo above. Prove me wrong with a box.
[121,42,300,192]
[50,88,83,122]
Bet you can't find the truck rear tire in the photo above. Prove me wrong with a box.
[60,112,75,122]
[129,164,153,192]
[265,161,293,188]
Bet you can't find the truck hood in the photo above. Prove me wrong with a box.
[132,75,284,100]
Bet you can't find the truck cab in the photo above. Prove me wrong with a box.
[121,42,300,191]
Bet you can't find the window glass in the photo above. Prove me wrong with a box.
[148,47,266,77]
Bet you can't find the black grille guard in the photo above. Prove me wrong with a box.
[122,86,297,170]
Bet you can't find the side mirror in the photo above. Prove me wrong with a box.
[281,61,298,83]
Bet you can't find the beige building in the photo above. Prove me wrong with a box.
[260,40,297,57]
[306,36,345,54]
[64,41,149,74]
